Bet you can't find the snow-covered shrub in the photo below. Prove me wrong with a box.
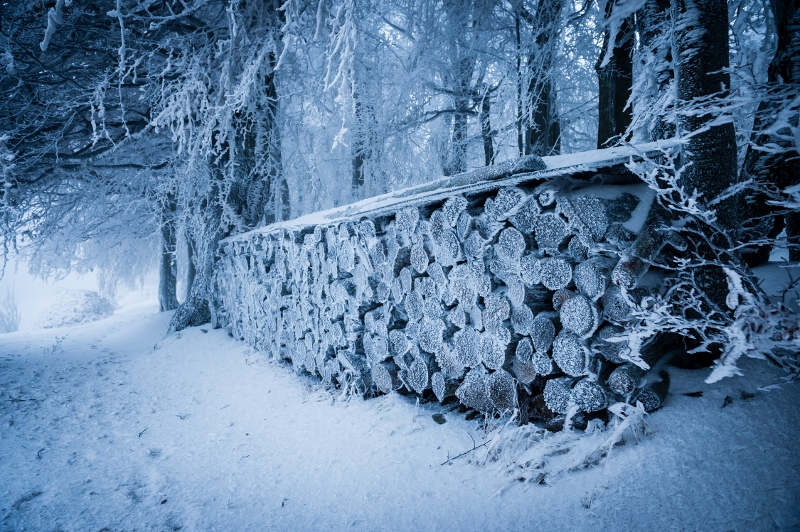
[620,147,800,382]
[35,289,115,329]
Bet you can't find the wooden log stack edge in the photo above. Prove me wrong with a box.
[214,143,680,428]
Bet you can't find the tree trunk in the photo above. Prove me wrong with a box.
[636,0,673,140]
[352,91,367,193]
[739,0,800,265]
[524,0,562,156]
[168,201,224,333]
[596,1,634,148]
[674,0,738,230]
[169,4,286,332]
[479,87,494,166]
[445,55,475,176]
[158,199,179,312]
[673,0,740,308]
[185,230,197,300]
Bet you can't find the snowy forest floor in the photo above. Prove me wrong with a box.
[1,286,799,531]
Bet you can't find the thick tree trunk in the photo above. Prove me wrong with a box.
[158,199,179,312]
[674,0,739,230]
[169,4,286,332]
[445,55,475,176]
[636,0,673,140]
[524,0,562,156]
[596,2,634,148]
[673,0,740,309]
[168,205,223,333]
[739,0,800,265]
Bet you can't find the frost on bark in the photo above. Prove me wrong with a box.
[596,1,634,148]
[522,0,563,156]
[168,2,287,333]
[739,0,800,265]
[673,0,740,307]
[673,0,738,229]
[158,199,179,312]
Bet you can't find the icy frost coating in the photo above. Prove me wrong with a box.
[214,162,654,418]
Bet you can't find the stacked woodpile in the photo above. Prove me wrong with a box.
[216,145,675,428]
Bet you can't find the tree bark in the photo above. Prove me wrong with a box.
[185,230,197,300]
[673,0,740,309]
[674,0,739,229]
[524,0,562,156]
[479,87,494,166]
[596,1,634,148]
[158,198,179,312]
[636,0,674,140]
[739,0,800,265]
[168,2,286,332]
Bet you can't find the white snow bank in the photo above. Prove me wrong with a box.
[0,305,798,531]
[34,288,115,329]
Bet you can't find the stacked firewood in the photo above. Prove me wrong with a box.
[216,159,673,428]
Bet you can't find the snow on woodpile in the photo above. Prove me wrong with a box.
[215,144,675,428]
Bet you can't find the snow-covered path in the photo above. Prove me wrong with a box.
[1,301,798,531]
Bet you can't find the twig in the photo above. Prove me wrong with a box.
[441,438,490,466]
[138,428,147,437]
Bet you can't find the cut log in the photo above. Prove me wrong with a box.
[410,242,429,274]
[464,231,485,258]
[389,329,409,357]
[543,376,578,414]
[559,294,599,337]
[533,212,570,254]
[435,342,465,379]
[512,357,538,385]
[531,350,554,376]
[453,326,483,368]
[539,257,573,290]
[486,369,518,411]
[404,290,424,322]
[496,227,526,262]
[530,313,556,353]
[418,317,444,354]
[372,361,395,394]
[482,334,508,370]
[509,197,542,234]
[511,304,534,336]
[431,371,459,402]
[506,275,526,308]
[442,195,468,226]
[552,331,589,376]
[520,254,541,286]
[456,367,493,412]
[456,210,473,241]
[516,337,534,363]
[573,259,609,301]
[571,378,608,413]
[630,370,670,412]
[396,206,420,239]
[406,355,430,394]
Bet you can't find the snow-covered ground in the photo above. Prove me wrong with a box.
[1,286,798,531]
